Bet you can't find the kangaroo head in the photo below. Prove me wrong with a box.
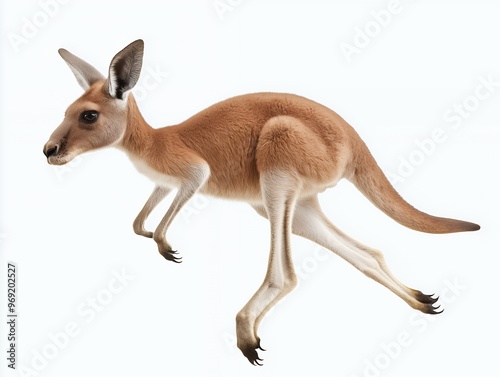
[43,40,144,165]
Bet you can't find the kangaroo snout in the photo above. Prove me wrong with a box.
[43,140,70,165]
[43,142,59,159]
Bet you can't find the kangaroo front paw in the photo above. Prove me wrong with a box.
[135,229,153,238]
[238,337,265,366]
[158,244,182,263]
[133,219,154,238]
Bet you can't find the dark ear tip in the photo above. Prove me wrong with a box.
[131,39,144,51]
[58,48,68,57]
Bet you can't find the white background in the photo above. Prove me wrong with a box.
[1,0,499,376]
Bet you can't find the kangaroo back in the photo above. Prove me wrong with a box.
[349,139,480,234]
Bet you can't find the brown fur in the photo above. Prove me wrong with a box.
[118,91,479,233]
[43,40,480,365]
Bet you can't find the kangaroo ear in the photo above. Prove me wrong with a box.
[107,39,144,100]
[59,48,105,90]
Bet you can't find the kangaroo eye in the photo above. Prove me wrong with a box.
[81,110,99,124]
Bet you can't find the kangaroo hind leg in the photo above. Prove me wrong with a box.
[253,196,441,314]
[236,171,300,365]
[291,196,442,314]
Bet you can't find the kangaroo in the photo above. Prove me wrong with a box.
[43,40,480,365]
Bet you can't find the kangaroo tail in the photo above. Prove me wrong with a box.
[348,140,480,234]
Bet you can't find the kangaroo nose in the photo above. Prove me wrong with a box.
[43,143,59,158]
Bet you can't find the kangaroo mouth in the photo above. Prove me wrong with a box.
[47,150,77,166]
[44,139,78,165]
[47,155,71,165]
